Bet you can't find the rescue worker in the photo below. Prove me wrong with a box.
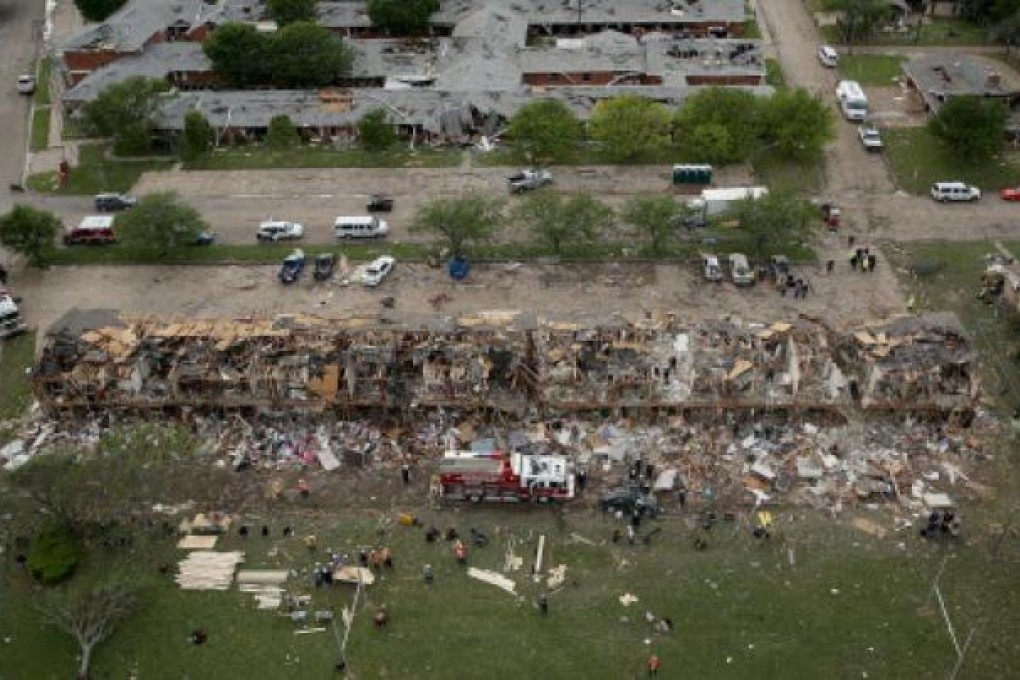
[647,654,661,677]
[453,539,467,565]
[537,593,549,616]
[423,563,434,586]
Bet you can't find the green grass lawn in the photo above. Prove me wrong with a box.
[30,108,50,152]
[822,17,991,46]
[33,57,51,107]
[883,127,1020,195]
[838,54,905,86]
[1,506,1018,678]
[0,331,36,420]
[26,144,175,195]
[185,145,460,170]
[765,58,786,88]
[752,154,826,194]
[742,19,762,40]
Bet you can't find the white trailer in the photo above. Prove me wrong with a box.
[689,187,769,217]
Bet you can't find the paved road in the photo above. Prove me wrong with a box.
[0,0,44,209]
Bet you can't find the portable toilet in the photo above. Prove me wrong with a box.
[672,164,713,185]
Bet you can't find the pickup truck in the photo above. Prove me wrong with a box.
[508,169,553,194]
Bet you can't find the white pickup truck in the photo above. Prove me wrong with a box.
[0,289,27,339]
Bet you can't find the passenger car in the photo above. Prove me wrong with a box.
[94,193,137,212]
[508,169,553,194]
[278,250,306,284]
[701,254,723,282]
[366,194,394,212]
[193,231,217,246]
[313,253,337,281]
[600,487,660,518]
[857,124,883,152]
[257,220,304,242]
[358,255,395,287]
[817,45,838,68]
[16,74,35,95]
[999,186,1020,201]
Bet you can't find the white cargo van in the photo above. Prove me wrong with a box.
[836,80,868,121]
[334,215,389,239]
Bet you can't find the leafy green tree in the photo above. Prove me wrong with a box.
[411,192,504,258]
[507,99,582,164]
[82,77,169,155]
[267,114,300,149]
[0,204,60,266]
[203,23,272,87]
[114,191,208,252]
[760,87,834,160]
[367,0,439,35]
[73,0,127,22]
[271,21,354,87]
[588,95,672,162]
[181,111,214,161]
[929,95,1008,162]
[673,88,762,164]
[267,0,318,26]
[513,191,613,256]
[833,0,891,43]
[731,191,819,261]
[358,109,396,151]
[621,195,684,255]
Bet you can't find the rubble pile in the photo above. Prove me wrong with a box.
[30,310,978,418]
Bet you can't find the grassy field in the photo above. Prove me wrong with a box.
[1,503,1018,679]
[883,128,1020,195]
[186,146,461,170]
[0,331,35,420]
[26,144,175,195]
[838,54,905,86]
[30,108,50,152]
[765,58,786,88]
[821,17,990,46]
[752,154,826,194]
[33,57,51,107]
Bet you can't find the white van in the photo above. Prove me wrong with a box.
[836,80,868,121]
[334,215,389,239]
[930,181,981,203]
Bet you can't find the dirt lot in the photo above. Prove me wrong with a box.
[16,258,905,340]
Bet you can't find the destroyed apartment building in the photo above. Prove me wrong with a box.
[31,310,978,420]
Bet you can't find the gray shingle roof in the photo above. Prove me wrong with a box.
[64,42,212,103]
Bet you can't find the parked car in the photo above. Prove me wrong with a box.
[508,169,553,194]
[817,45,838,68]
[278,249,306,284]
[366,194,394,212]
[94,193,137,212]
[701,253,723,282]
[999,185,1020,201]
[358,255,395,288]
[257,220,304,242]
[63,215,117,245]
[770,254,791,276]
[728,253,755,286]
[600,487,660,518]
[16,74,35,95]
[313,253,337,281]
[930,181,981,203]
[857,124,883,152]
[193,230,217,246]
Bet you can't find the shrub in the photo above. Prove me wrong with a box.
[28,524,81,585]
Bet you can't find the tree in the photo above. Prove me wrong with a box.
[507,99,582,164]
[513,191,613,256]
[730,191,819,261]
[267,0,318,26]
[367,0,439,35]
[181,111,214,161]
[271,21,354,87]
[82,76,170,155]
[929,95,1008,162]
[0,204,60,266]
[39,579,137,679]
[760,88,834,160]
[588,95,672,162]
[203,23,272,87]
[410,192,504,258]
[833,0,891,43]
[73,0,127,22]
[267,114,300,149]
[673,88,763,164]
[358,109,396,152]
[621,195,684,255]
[114,191,208,252]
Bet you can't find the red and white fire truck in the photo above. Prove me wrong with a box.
[438,450,575,504]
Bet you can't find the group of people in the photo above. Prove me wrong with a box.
[920,509,961,540]
[850,246,878,272]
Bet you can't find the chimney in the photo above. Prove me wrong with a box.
[987,71,1002,88]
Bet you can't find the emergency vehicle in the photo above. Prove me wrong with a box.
[438,450,575,504]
